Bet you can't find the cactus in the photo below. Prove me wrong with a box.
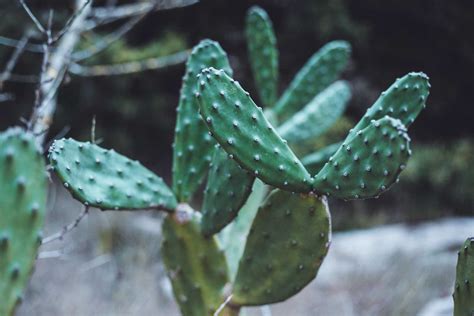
[0,128,47,316]
[301,142,342,174]
[172,39,232,202]
[49,138,177,211]
[453,237,474,316]
[245,6,278,108]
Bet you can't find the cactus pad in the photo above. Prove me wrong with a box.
[301,142,342,174]
[313,117,411,200]
[274,41,351,119]
[49,138,177,211]
[172,39,233,202]
[197,67,313,193]
[162,210,229,316]
[0,127,46,315]
[278,81,351,142]
[453,237,474,316]
[232,189,331,306]
[201,146,255,236]
[246,6,278,108]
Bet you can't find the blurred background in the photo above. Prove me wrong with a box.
[1,0,473,315]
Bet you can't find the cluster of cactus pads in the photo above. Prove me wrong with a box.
[15,5,474,316]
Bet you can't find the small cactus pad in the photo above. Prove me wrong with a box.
[0,127,46,315]
[313,117,411,200]
[162,210,229,316]
[453,237,474,316]
[232,190,331,306]
[246,6,278,108]
[349,72,430,138]
[278,81,351,142]
[49,138,177,211]
[274,41,351,119]
[172,39,233,202]
[301,142,342,174]
[197,67,313,193]
[201,146,255,236]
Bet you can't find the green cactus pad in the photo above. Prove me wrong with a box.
[301,142,342,174]
[349,72,430,138]
[197,67,313,193]
[278,81,351,142]
[453,237,474,316]
[246,6,278,108]
[274,41,351,119]
[0,127,46,316]
[49,138,177,211]
[162,210,229,316]
[313,117,411,200]
[232,189,331,306]
[201,146,255,236]
[172,39,233,202]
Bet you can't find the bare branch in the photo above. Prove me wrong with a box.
[0,93,14,102]
[52,0,92,44]
[41,206,89,245]
[18,0,47,34]
[0,35,44,53]
[0,33,30,90]
[69,50,189,76]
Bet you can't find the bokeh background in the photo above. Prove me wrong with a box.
[1,0,473,315]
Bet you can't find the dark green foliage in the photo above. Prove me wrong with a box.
[172,39,233,202]
[162,211,229,316]
[49,138,177,211]
[201,146,255,236]
[232,190,330,306]
[0,128,46,316]
[197,67,313,193]
[246,6,279,108]
[301,142,342,174]
[453,237,474,316]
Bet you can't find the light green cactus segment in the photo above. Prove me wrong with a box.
[49,138,177,211]
[349,72,430,138]
[218,179,267,281]
[274,41,351,119]
[172,39,233,202]
[246,5,278,108]
[232,189,331,306]
[197,67,313,193]
[278,81,351,142]
[453,237,474,316]
[201,146,255,236]
[0,127,46,316]
[301,142,342,174]
[313,116,411,200]
[162,211,229,316]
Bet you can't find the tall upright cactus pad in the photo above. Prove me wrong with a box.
[301,142,342,174]
[172,39,233,202]
[49,138,177,211]
[201,146,255,236]
[232,190,331,306]
[162,211,230,316]
[0,128,46,316]
[274,41,351,119]
[246,6,278,108]
[349,72,430,138]
[278,81,351,143]
[313,117,411,200]
[197,67,313,193]
[453,237,474,316]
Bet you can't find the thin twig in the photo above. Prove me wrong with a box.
[0,35,44,53]
[18,0,46,34]
[214,295,233,316]
[69,50,189,76]
[0,93,14,102]
[52,0,92,43]
[41,206,89,245]
[91,115,96,143]
[38,249,64,260]
[0,33,30,89]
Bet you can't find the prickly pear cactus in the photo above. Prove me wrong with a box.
[246,5,278,108]
[162,210,230,316]
[49,138,177,211]
[201,146,255,236]
[313,117,411,199]
[301,142,342,174]
[0,127,46,316]
[197,67,313,193]
[453,237,474,316]
[232,190,331,306]
[274,40,351,119]
[172,39,233,202]
[278,81,351,143]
